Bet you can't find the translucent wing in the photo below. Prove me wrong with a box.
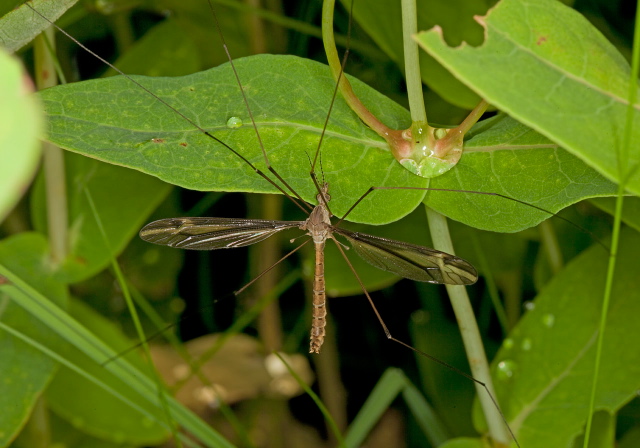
[333,228,478,285]
[140,217,302,250]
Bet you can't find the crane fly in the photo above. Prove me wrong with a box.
[23,1,519,445]
[139,183,478,353]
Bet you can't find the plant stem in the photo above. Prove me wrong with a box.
[401,0,426,123]
[425,208,510,445]
[539,220,563,275]
[321,0,407,152]
[401,1,508,442]
[34,28,68,263]
[400,0,510,440]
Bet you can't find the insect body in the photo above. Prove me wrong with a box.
[140,182,477,353]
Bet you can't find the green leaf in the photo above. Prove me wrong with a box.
[46,298,169,445]
[345,0,487,108]
[39,55,616,232]
[39,54,426,225]
[427,113,618,232]
[48,411,135,448]
[0,48,43,223]
[0,262,234,448]
[484,227,640,447]
[0,233,68,447]
[0,0,78,53]
[30,152,171,283]
[415,0,640,195]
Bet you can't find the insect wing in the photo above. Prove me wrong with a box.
[140,217,302,250]
[333,228,478,285]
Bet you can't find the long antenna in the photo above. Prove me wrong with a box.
[205,0,312,212]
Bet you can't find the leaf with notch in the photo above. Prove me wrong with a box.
[416,0,639,196]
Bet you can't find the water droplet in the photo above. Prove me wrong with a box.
[524,301,535,311]
[226,116,243,128]
[496,360,517,381]
[543,313,555,328]
[503,338,514,349]
[434,128,448,139]
[521,338,532,351]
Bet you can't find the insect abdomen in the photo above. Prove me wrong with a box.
[310,242,327,354]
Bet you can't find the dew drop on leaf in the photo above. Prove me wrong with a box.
[524,301,536,311]
[521,338,532,351]
[543,313,555,328]
[496,360,517,381]
[226,116,243,128]
[503,338,514,349]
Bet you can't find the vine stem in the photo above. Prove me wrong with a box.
[400,0,509,444]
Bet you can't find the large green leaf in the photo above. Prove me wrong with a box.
[416,0,640,195]
[0,0,78,53]
[0,233,68,447]
[474,227,640,447]
[39,55,616,231]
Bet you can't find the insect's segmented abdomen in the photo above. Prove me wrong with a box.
[309,242,327,354]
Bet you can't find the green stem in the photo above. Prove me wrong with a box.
[34,28,68,263]
[539,220,563,275]
[425,208,510,446]
[439,99,489,151]
[401,0,426,123]
[321,0,408,152]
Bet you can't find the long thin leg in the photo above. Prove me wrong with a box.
[334,185,608,249]
[330,238,520,448]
